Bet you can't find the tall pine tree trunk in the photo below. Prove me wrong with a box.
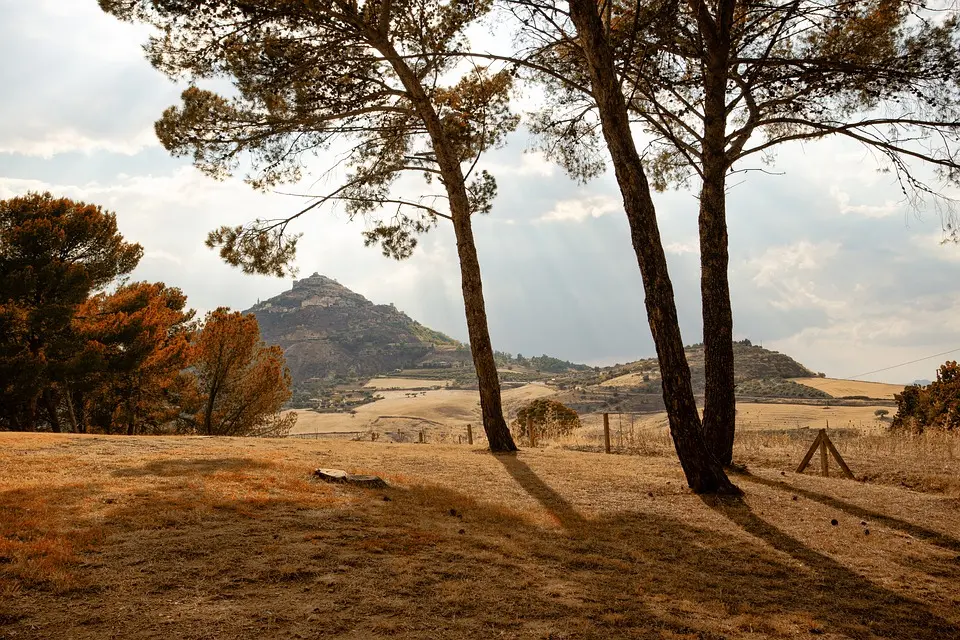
[567,0,737,493]
[381,38,516,452]
[451,212,516,452]
[698,0,737,466]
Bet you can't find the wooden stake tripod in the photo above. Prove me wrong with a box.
[796,429,854,479]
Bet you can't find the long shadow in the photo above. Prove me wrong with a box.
[704,495,960,639]
[6,460,960,640]
[493,452,586,530]
[735,471,960,553]
[495,454,960,639]
[112,457,275,477]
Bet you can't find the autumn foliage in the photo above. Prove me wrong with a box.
[0,193,294,436]
[892,361,960,433]
[189,308,295,438]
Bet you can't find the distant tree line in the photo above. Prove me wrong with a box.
[493,351,590,373]
[0,193,295,437]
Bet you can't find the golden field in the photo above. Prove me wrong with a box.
[789,377,906,399]
[2,432,959,639]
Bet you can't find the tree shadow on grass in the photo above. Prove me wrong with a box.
[4,457,960,639]
[496,453,960,639]
[703,494,959,639]
[112,457,276,477]
[734,471,960,553]
[493,451,586,530]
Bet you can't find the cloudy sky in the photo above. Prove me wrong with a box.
[2,0,959,384]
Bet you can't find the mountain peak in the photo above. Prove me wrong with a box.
[292,272,341,290]
[245,275,460,383]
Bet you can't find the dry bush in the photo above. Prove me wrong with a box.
[511,398,581,439]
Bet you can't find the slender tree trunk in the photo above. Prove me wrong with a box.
[380,37,516,452]
[451,211,516,451]
[566,0,738,493]
[74,390,88,434]
[697,0,737,466]
[64,388,80,433]
[43,388,62,433]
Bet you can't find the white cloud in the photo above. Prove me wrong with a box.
[769,293,960,382]
[830,185,899,218]
[748,240,840,287]
[537,195,620,223]
[0,128,159,158]
[665,241,699,255]
[516,151,556,177]
[143,250,183,266]
[909,232,960,262]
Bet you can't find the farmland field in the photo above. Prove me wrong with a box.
[288,383,556,438]
[789,377,905,399]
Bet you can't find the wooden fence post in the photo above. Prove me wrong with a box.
[603,413,611,454]
[419,430,424,444]
[820,432,829,477]
[467,423,473,445]
[527,415,536,447]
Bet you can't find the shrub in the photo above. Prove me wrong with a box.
[892,361,960,433]
[512,399,581,438]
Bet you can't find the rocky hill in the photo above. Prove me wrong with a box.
[245,273,463,384]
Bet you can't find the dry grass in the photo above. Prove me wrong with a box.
[557,408,960,497]
[2,432,960,639]
[363,378,453,389]
[599,371,659,387]
[790,377,905,399]
[289,383,556,439]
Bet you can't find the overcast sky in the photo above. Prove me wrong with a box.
[2,0,959,384]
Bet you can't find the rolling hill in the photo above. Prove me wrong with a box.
[245,273,466,384]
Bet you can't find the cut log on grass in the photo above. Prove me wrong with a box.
[313,468,388,489]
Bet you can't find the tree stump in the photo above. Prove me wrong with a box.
[313,468,388,489]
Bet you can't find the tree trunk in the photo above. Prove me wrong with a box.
[698,0,737,466]
[566,0,738,493]
[451,211,517,452]
[379,37,516,452]
[64,388,80,433]
[43,388,62,433]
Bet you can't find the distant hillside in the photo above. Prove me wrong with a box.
[245,273,461,384]
[595,340,818,394]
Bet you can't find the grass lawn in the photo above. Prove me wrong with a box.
[2,433,959,639]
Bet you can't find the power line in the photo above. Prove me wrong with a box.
[849,347,960,379]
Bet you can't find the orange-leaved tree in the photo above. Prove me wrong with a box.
[72,282,195,435]
[189,308,295,437]
[892,361,960,433]
[0,192,142,431]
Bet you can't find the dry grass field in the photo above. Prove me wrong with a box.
[789,378,905,400]
[565,404,960,496]
[2,432,959,639]
[289,384,556,439]
[599,371,659,387]
[363,378,453,390]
